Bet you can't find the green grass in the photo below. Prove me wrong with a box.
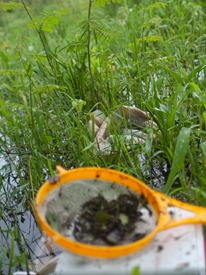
[0,0,206,273]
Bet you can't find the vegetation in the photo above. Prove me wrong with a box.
[0,0,206,273]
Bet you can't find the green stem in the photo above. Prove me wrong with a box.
[87,0,92,77]
[87,0,99,101]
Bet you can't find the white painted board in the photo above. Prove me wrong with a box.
[54,207,206,275]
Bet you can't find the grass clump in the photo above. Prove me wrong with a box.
[0,0,206,272]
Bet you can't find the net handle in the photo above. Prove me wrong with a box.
[154,191,206,230]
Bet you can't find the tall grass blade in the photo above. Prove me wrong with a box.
[8,234,15,275]
[163,127,191,193]
[200,141,206,159]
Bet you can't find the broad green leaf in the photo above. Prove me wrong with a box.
[189,82,202,93]
[179,67,188,82]
[158,65,183,85]
[188,64,206,81]
[131,266,141,275]
[163,127,191,193]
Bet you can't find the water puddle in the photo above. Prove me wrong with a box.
[138,153,169,189]
[0,156,60,274]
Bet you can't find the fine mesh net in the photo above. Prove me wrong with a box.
[40,179,157,246]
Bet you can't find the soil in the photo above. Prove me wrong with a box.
[72,193,149,246]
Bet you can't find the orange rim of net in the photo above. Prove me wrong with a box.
[35,167,168,258]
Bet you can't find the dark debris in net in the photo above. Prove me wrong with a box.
[72,193,148,246]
